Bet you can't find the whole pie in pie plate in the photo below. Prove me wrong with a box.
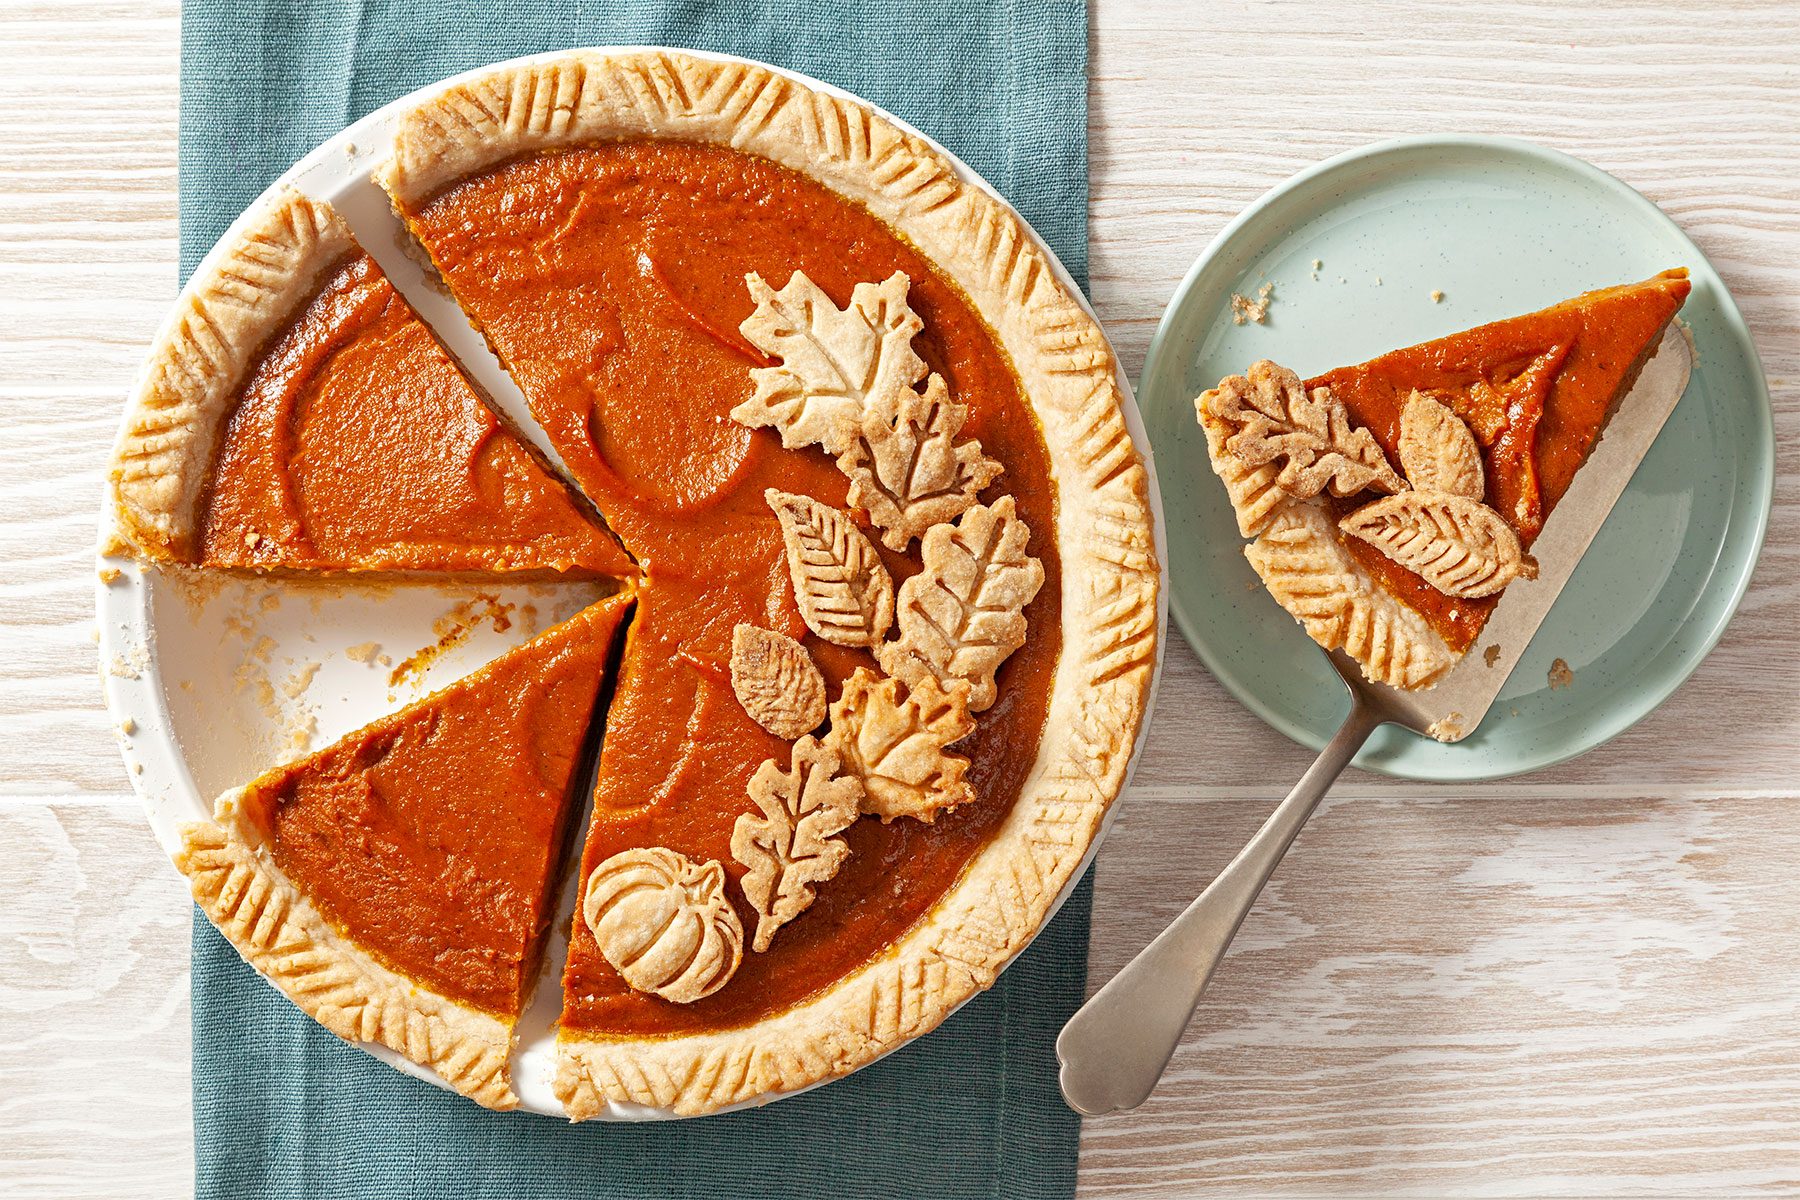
[99,49,1164,1119]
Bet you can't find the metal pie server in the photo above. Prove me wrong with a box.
[1057,327,1693,1116]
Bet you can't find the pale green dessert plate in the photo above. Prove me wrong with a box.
[1141,135,1773,781]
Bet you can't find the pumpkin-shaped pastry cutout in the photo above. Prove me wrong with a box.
[583,847,744,1004]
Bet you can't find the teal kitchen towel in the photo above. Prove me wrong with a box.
[183,2,1093,1198]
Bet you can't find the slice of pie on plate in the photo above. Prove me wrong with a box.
[174,590,633,1109]
[1197,269,1690,689]
[371,49,1160,1117]
[108,187,631,578]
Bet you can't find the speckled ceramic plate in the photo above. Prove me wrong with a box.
[1141,135,1772,781]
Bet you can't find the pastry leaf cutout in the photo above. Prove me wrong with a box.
[877,496,1044,712]
[730,624,827,739]
[825,668,975,823]
[1200,361,1405,501]
[731,736,864,952]
[1340,492,1536,599]
[838,373,1004,551]
[766,489,895,647]
[1246,502,1456,690]
[583,847,743,1003]
[732,271,926,455]
[1398,392,1485,500]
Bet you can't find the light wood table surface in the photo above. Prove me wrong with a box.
[4,1,1796,1194]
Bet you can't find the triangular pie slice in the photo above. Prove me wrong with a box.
[174,589,634,1109]
[108,187,632,578]
[1198,269,1690,689]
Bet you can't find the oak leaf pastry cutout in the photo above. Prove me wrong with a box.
[877,496,1044,712]
[1398,391,1485,500]
[583,847,743,1004]
[837,374,1003,551]
[731,736,864,952]
[730,624,827,739]
[733,271,927,456]
[1198,361,1404,530]
[766,488,895,647]
[825,668,976,823]
[1340,492,1536,599]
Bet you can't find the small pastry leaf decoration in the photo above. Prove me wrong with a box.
[731,736,864,952]
[732,271,926,455]
[877,496,1044,712]
[1398,392,1485,500]
[766,488,894,647]
[730,624,828,739]
[1200,361,1405,502]
[837,373,1003,551]
[1340,492,1536,599]
[584,847,743,1004]
[1246,503,1456,691]
[825,668,975,823]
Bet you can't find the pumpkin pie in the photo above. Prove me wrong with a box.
[375,50,1158,1117]
[108,188,631,578]
[173,590,633,1109]
[116,49,1158,1120]
[1197,270,1690,689]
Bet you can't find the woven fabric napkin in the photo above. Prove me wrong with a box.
[182,2,1091,1195]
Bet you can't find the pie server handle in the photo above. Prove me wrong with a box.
[1055,693,1385,1115]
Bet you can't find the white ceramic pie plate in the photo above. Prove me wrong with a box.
[97,48,1167,1120]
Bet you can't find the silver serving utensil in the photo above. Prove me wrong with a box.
[1057,326,1693,1116]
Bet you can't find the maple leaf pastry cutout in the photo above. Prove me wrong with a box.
[837,373,1003,552]
[824,668,976,824]
[732,271,926,456]
[765,488,895,647]
[730,736,864,952]
[876,496,1044,712]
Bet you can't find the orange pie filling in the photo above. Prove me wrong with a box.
[398,140,1063,1037]
[199,250,631,578]
[232,592,633,1016]
[1311,270,1691,653]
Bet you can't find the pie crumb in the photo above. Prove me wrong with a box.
[1430,289,1445,304]
[346,641,382,664]
[1548,657,1575,689]
[283,662,321,699]
[1483,645,1501,668]
[98,566,122,585]
[119,717,136,736]
[1229,282,1275,326]
[132,762,144,775]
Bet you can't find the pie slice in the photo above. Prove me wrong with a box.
[173,590,633,1109]
[1198,269,1690,689]
[108,187,631,578]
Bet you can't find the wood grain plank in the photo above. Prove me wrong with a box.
[1079,786,1800,1196]
[0,801,193,1197]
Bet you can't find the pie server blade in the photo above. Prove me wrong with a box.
[1057,325,1694,1116]
[1339,322,1695,743]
